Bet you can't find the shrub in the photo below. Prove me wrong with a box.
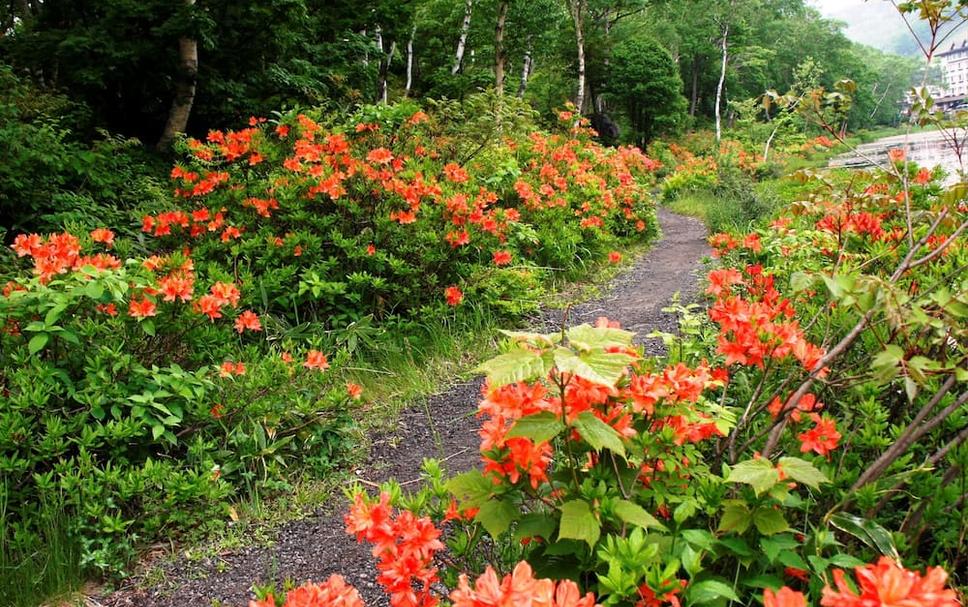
[0,97,660,580]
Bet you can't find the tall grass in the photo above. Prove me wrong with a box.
[1,487,83,607]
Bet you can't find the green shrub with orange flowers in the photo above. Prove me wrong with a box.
[0,96,660,580]
[241,151,965,606]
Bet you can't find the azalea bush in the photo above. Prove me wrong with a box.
[0,97,659,579]
[247,319,962,606]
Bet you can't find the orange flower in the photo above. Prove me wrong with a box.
[366,243,376,256]
[451,561,597,607]
[492,250,512,266]
[90,228,115,248]
[128,297,157,319]
[764,587,806,607]
[95,303,118,316]
[249,575,364,607]
[821,557,959,607]
[887,147,906,164]
[219,361,246,377]
[346,383,363,400]
[798,413,841,458]
[304,350,329,371]
[367,147,394,165]
[445,286,463,306]
[234,310,262,333]
[608,251,622,264]
[443,162,469,183]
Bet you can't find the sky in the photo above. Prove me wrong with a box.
[808,0,966,55]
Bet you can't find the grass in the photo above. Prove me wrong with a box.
[0,491,84,607]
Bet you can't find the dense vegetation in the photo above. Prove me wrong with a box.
[0,0,964,606]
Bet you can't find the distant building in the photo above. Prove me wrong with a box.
[939,40,968,99]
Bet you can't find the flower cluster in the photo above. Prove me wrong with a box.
[451,561,598,607]
[820,557,960,607]
[345,492,444,607]
[707,265,825,372]
[249,575,364,607]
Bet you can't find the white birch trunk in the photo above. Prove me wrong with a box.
[517,43,533,98]
[569,0,586,114]
[715,22,728,143]
[453,0,474,75]
[405,25,416,96]
[494,1,509,94]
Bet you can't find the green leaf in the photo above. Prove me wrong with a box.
[614,499,667,531]
[28,333,49,355]
[507,412,565,444]
[558,500,600,547]
[717,537,754,557]
[725,459,779,495]
[151,424,165,441]
[829,513,900,560]
[142,320,156,337]
[753,507,790,535]
[553,347,631,386]
[499,329,560,345]
[475,499,518,539]
[44,304,67,327]
[686,579,740,604]
[573,411,626,458]
[761,535,799,563]
[446,470,494,509]
[476,347,552,387]
[513,513,558,541]
[790,271,815,293]
[778,457,830,489]
[565,324,634,350]
[718,500,751,534]
[778,551,809,570]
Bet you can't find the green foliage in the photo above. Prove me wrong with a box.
[605,36,687,145]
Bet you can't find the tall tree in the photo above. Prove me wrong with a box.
[157,0,198,149]
[494,0,510,93]
[567,0,587,112]
[453,0,474,74]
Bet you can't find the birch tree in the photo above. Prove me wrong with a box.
[158,0,198,149]
[494,0,510,94]
[453,0,474,74]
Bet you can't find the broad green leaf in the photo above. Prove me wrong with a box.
[717,537,754,557]
[553,347,630,386]
[761,535,799,563]
[507,412,565,444]
[475,499,518,538]
[753,507,790,535]
[829,513,900,560]
[446,470,493,508]
[614,500,667,531]
[718,501,751,534]
[513,512,558,541]
[44,304,67,327]
[740,574,785,589]
[778,457,830,489]
[573,411,626,458]
[725,459,779,496]
[565,324,634,350]
[558,500,600,547]
[476,347,552,387]
[681,529,716,550]
[142,320,156,337]
[28,333,49,355]
[778,550,809,570]
[686,579,740,604]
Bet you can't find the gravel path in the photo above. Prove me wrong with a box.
[100,208,708,607]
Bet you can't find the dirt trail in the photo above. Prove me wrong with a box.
[101,208,708,607]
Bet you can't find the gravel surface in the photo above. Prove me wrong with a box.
[99,208,708,607]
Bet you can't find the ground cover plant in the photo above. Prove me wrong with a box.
[0,97,659,597]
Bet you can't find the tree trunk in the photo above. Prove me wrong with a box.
[453,0,474,75]
[376,27,395,104]
[157,0,198,150]
[517,41,533,98]
[362,28,369,68]
[690,56,700,116]
[569,0,587,114]
[494,0,509,94]
[715,22,728,143]
[405,24,416,96]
